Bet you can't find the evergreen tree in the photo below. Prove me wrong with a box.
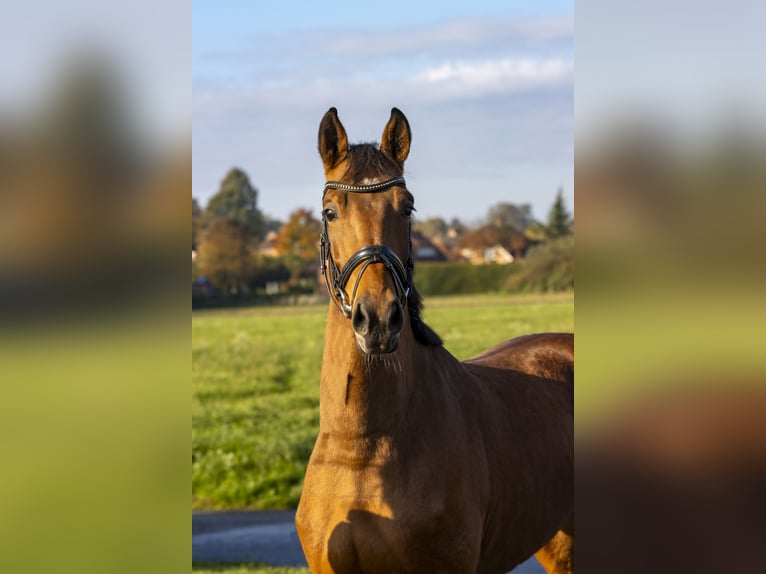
[192,197,203,244]
[206,168,264,239]
[546,188,573,239]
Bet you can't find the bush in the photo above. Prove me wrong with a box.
[248,256,291,289]
[506,236,574,293]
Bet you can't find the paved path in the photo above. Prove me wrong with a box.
[193,510,306,567]
[192,510,544,573]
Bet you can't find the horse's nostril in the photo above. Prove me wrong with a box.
[388,301,404,333]
[352,302,369,335]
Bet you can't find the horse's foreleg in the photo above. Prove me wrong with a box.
[534,514,573,574]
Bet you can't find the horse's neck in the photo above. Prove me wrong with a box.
[318,309,424,437]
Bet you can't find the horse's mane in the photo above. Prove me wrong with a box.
[343,143,400,181]
[407,284,442,347]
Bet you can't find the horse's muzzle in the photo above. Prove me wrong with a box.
[351,298,404,354]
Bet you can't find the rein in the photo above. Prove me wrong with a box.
[320,176,413,319]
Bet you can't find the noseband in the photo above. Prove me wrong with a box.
[320,176,412,319]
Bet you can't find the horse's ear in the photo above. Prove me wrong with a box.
[318,107,348,172]
[381,107,411,167]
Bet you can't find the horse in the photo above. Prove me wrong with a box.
[295,107,574,574]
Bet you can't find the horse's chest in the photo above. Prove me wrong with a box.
[297,441,480,572]
[300,505,477,574]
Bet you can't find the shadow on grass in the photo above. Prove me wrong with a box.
[192,563,309,574]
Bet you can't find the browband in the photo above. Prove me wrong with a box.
[323,176,406,195]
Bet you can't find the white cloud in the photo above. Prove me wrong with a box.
[415,58,571,98]
[420,59,567,83]
[192,56,572,118]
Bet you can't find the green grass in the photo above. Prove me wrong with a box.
[192,564,309,574]
[192,292,573,510]
[192,307,325,509]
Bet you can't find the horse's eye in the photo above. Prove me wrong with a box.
[402,205,415,219]
[323,208,338,222]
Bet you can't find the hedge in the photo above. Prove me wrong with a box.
[411,262,521,296]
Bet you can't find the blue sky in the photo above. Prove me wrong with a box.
[193,1,573,223]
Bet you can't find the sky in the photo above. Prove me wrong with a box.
[576,0,766,146]
[193,1,573,224]
[1,2,190,147]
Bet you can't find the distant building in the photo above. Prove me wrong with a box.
[456,224,535,264]
[411,230,449,262]
[459,245,514,265]
[257,230,281,258]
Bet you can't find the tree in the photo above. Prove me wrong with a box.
[449,218,466,232]
[206,168,264,239]
[192,197,203,245]
[275,208,321,261]
[506,236,574,293]
[275,208,322,282]
[44,53,138,175]
[262,214,284,235]
[486,203,533,232]
[197,217,252,294]
[524,221,548,242]
[546,188,573,239]
[414,217,448,240]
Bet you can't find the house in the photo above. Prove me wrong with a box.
[456,225,533,264]
[411,230,449,262]
[460,245,515,265]
[257,230,281,258]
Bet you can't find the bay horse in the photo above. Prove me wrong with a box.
[295,108,574,574]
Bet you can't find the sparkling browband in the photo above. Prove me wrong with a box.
[323,176,406,195]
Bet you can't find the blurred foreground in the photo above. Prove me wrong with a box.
[576,1,766,570]
[576,127,766,569]
[0,3,189,574]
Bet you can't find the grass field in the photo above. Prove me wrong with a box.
[193,564,309,574]
[192,292,573,510]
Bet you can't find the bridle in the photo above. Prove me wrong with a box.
[320,176,413,319]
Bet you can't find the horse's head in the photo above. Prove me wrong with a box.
[318,107,415,355]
